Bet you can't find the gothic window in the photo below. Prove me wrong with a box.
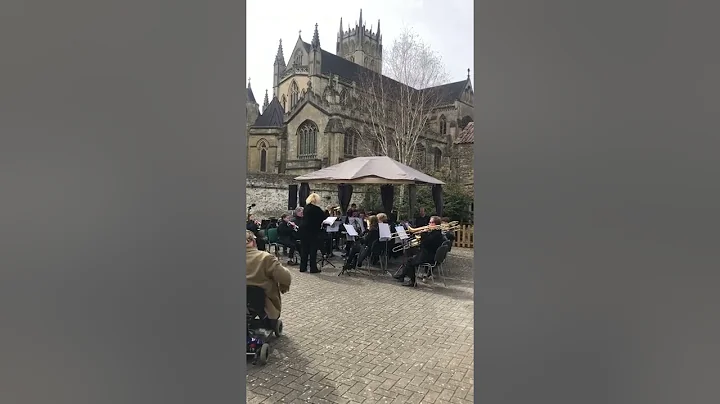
[258,140,269,172]
[432,147,442,171]
[297,120,318,159]
[344,129,359,157]
[294,51,302,66]
[289,81,299,110]
[281,95,287,111]
[415,145,426,169]
[439,115,447,135]
[372,139,382,156]
[339,89,348,105]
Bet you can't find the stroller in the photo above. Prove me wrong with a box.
[247,285,283,365]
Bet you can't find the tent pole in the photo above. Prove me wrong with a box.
[408,184,417,223]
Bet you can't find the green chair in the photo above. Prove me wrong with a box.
[265,227,281,256]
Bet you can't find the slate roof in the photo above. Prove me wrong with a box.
[253,97,285,127]
[455,121,474,144]
[295,41,467,105]
[247,86,257,104]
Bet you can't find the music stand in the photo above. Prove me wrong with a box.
[338,224,359,276]
[394,225,411,277]
[378,223,392,275]
[318,217,338,269]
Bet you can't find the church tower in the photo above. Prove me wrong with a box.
[336,9,383,74]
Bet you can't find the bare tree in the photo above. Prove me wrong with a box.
[354,28,449,168]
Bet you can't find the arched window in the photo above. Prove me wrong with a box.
[439,115,447,135]
[297,120,318,159]
[372,139,382,156]
[339,89,348,105]
[433,147,442,171]
[257,140,269,172]
[415,145,426,169]
[289,81,299,110]
[344,129,359,157]
[294,51,302,66]
[281,95,287,111]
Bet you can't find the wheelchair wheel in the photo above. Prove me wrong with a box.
[257,343,270,365]
[274,319,283,337]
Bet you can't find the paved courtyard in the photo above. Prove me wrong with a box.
[247,249,475,404]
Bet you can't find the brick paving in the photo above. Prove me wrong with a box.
[247,249,475,404]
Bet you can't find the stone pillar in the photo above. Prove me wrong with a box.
[324,117,345,166]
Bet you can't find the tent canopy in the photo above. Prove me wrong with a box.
[294,156,444,185]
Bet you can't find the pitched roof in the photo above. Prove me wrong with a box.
[299,41,467,104]
[247,86,257,104]
[423,80,468,104]
[455,122,474,144]
[253,97,284,127]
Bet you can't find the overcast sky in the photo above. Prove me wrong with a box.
[246,0,474,103]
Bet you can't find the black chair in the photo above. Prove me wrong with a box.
[417,245,450,287]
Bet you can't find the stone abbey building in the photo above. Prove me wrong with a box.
[246,10,474,182]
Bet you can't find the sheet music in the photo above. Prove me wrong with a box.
[343,224,358,237]
[378,223,391,241]
[323,216,337,226]
[326,220,341,233]
[395,226,409,240]
[349,217,364,233]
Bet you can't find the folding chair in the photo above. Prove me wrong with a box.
[418,245,450,287]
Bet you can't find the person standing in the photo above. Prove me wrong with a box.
[298,193,328,273]
[414,207,430,227]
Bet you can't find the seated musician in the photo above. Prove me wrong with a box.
[394,216,445,287]
[246,214,266,251]
[245,230,292,327]
[277,214,300,265]
[441,217,456,244]
[342,215,379,270]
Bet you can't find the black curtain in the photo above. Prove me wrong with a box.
[408,184,417,220]
[380,184,394,214]
[432,184,444,217]
[337,183,353,214]
[298,182,311,207]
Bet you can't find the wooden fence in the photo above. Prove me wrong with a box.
[453,224,474,248]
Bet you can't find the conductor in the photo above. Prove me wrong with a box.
[298,193,328,273]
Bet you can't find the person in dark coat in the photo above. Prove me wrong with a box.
[277,214,300,265]
[394,216,445,287]
[298,193,328,273]
[342,215,380,270]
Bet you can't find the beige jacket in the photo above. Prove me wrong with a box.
[246,246,292,319]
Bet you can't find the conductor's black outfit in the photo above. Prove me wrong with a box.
[397,229,444,285]
[298,203,327,273]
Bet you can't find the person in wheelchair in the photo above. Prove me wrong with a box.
[393,216,445,287]
[246,230,291,333]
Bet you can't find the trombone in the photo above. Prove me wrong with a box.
[388,221,460,239]
[392,235,422,252]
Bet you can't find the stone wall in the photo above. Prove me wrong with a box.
[454,143,474,186]
[246,172,367,218]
